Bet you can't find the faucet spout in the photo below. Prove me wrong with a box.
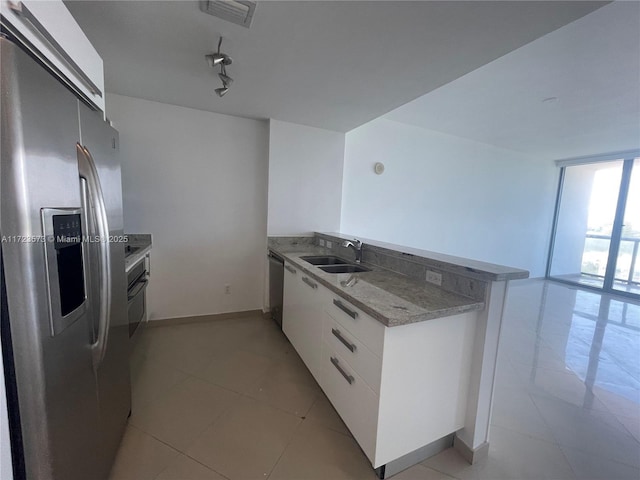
[342,239,363,263]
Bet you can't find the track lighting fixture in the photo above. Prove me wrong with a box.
[206,37,233,97]
[219,65,233,88]
[215,87,229,97]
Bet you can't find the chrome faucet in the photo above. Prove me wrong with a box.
[342,239,363,263]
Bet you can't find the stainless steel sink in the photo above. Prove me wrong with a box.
[318,264,370,274]
[301,255,351,265]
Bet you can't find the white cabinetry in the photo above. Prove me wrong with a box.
[0,0,105,112]
[282,261,323,381]
[283,267,478,470]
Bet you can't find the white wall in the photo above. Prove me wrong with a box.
[267,119,345,235]
[107,94,269,320]
[341,118,557,276]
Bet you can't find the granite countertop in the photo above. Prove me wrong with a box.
[125,234,152,273]
[319,232,529,281]
[269,244,485,327]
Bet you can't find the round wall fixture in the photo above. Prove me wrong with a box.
[374,162,385,175]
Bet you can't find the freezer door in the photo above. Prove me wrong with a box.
[78,105,131,478]
[0,37,101,479]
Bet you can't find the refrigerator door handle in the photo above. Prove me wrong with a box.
[77,143,111,369]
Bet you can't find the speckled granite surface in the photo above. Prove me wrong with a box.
[268,243,484,327]
[317,232,529,282]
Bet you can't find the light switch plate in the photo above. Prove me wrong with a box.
[426,270,442,286]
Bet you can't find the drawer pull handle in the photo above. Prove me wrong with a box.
[330,357,354,385]
[333,299,358,319]
[331,328,356,353]
[302,277,317,289]
[285,265,297,274]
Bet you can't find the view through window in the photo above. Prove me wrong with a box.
[549,157,640,297]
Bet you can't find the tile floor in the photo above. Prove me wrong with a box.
[110,279,640,480]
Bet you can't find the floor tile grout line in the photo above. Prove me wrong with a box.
[418,463,463,480]
[174,387,244,458]
[178,452,233,480]
[418,456,466,480]
[264,415,308,480]
[131,405,235,480]
[131,371,195,415]
[525,386,633,477]
[301,394,355,440]
[488,421,557,446]
[556,443,640,473]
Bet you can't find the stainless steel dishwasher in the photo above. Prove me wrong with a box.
[268,251,284,328]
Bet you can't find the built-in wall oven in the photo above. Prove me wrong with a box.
[127,256,148,337]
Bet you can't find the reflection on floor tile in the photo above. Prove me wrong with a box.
[424,425,577,480]
[111,281,640,479]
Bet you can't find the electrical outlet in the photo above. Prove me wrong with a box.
[426,270,442,286]
[326,241,333,248]
[225,284,231,294]
[319,239,325,247]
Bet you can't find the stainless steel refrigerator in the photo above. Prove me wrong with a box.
[0,36,130,480]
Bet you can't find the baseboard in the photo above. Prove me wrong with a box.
[147,309,264,328]
[453,436,489,464]
[375,435,454,479]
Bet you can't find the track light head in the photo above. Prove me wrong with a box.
[206,53,225,67]
[219,65,234,87]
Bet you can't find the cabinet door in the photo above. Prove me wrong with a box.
[282,264,323,382]
[283,263,304,355]
[296,273,323,381]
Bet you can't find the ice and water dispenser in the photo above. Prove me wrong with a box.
[41,208,87,335]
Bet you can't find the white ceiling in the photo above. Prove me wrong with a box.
[384,1,640,160]
[65,1,606,132]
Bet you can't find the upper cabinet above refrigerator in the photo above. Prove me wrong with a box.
[0,0,105,113]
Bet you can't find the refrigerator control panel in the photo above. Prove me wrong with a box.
[52,214,82,249]
[41,208,87,336]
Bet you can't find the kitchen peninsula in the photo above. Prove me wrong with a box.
[268,233,528,478]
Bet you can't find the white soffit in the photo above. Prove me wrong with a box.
[383,2,640,161]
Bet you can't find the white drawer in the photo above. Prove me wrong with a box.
[323,292,385,355]
[321,346,379,463]
[323,313,382,394]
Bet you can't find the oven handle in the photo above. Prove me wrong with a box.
[128,278,148,302]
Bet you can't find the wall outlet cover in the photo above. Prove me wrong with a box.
[426,270,442,286]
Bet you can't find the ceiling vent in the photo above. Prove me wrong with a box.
[199,0,256,28]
